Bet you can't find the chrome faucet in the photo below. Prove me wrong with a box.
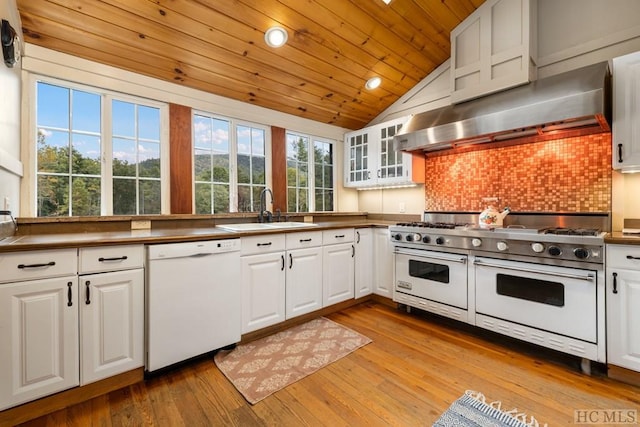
[258,188,274,223]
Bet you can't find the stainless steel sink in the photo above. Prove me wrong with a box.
[216,222,318,232]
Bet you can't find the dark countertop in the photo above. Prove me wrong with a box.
[0,220,394,253]
[605,232,640,245]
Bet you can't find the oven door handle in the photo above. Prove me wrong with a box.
[473,259,596,281]
[394,247,467,264]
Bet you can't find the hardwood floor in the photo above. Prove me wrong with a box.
[17,301,640,426]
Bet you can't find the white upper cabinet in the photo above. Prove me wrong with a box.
[344,117,424,189]
[613,51,640,172]
[450,0,537,104]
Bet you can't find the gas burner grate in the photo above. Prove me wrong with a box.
[395,221,469,229]
[543,227,601,236]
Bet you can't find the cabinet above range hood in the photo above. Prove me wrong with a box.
[394,62,611,153]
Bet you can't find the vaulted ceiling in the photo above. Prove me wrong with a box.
[16,0,484,130]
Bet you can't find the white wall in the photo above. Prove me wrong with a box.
[0,0,23,216]
[358,186,425,216]
[19,44,359,216]
[362,0,640,220]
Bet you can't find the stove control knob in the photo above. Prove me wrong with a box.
[531,243,545,253]
[392,233,402,241]
[471,238,482,247]
[548,246,562,256]
[496,241,508,251]
[406,233,421,242]
[422,236,431,244]
[574,248,590,259]
[435,237,445,245]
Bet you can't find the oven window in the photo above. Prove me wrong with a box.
[408,260,449,284]
[496,274,565,307]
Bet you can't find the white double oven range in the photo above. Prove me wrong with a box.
[390,212,608,372]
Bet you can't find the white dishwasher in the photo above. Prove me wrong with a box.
[146,239,241,372]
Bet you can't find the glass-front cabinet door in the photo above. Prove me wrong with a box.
[343,116,422,188]
[378,120,408,184]
[345,129,374,187]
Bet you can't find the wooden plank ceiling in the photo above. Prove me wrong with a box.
[16,0,484,130]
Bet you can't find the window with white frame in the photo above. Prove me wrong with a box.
[286,131,334,212]
[35,79,167,217]
[193,112,268,214]
[112,100,162,215]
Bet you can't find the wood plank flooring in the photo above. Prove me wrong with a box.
[16,301,640,426]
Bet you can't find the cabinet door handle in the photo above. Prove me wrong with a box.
[299,238,312,243]
[612,272,618,294]
[367,171,371,179]
[18,261,55,269]
[289,253,293,269]
[257,242,272,247]
[335,234,345,239]
[626,255,640,260]
[377,169,381,178]
[98,256,128,262]
[618,143,623,163]
[356,231,360,244]
[281,254,285,271]
[67,282,73,307]
[85,280,91,305]
[351,244,355,258]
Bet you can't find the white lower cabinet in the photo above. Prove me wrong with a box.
[607,245,640,373]
[354,228,373,298]
[240,227,378,329]
[286,246,323,318]
[374,227,394,297]
[322,228,355,306]
[241,252,286,333]
[78,245,144,385]
[240,235,287,333]
[0,245,145,411]
[0,249,79,411]
[80,269,144,385]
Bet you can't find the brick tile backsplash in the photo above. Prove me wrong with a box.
[424,133,612,212]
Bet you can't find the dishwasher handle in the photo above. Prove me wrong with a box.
[189,253,215,258]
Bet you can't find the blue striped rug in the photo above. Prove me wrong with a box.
[434,391,547,427]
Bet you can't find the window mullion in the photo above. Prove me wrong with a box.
[102,95,113,215]
[159,104,170,215]
[229,120,239,212]
[308,139,316,212]
[68,90,74,216]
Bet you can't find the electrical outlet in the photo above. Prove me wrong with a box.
[399,202,406,213]
[131,220,151,230]
[3,197,9,211]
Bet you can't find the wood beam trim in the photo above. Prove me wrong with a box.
[271,126,287,213]
[169,103,193,214]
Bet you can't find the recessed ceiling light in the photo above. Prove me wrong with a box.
[365,76,382,90]
[265,26,288,48]
[382,0,392,4]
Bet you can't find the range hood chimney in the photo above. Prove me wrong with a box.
[394,62,611,153]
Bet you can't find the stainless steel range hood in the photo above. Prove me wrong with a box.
[394,62,611,153]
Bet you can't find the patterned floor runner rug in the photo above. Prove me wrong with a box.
[434,390,548,427]
[214,317,372,404]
